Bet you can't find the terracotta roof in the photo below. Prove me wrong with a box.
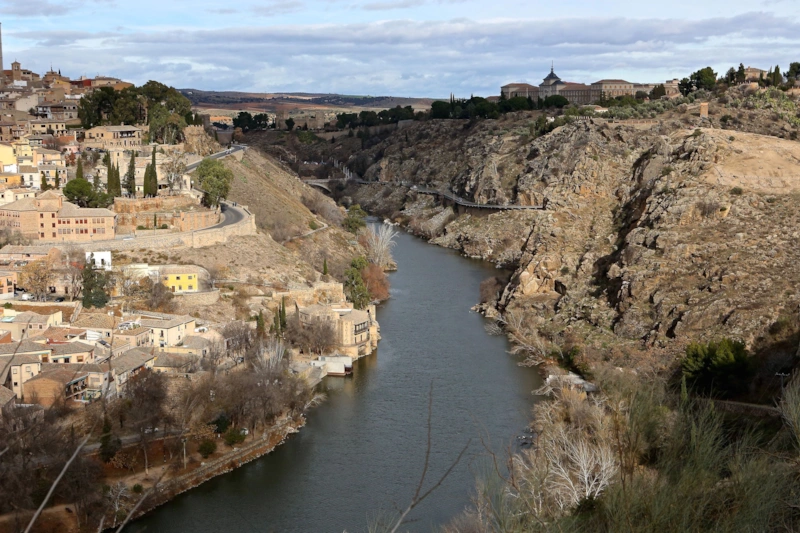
[50,341,94,356]
[0,341,50,356]
[0,352,42,384]
[42,362,108,374]
[0,385,15,406]
[72,313,119,330]
[10,311,53,324]
[154,352,197,369]
[58,201,115,218]
[140,315,195,329]
[112,349,155,375]
[27,367,87,385]
[28,327,87,342]
[181,336,211,349]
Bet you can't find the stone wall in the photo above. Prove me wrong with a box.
[113,196,199,214]
[175,289,221,307]
[74,206,258,253]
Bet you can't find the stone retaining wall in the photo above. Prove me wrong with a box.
[176,289,221,307]
[51,206,257,253]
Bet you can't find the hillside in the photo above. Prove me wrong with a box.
[331,86,800,400]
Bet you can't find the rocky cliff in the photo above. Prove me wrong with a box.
[346,97,800,377]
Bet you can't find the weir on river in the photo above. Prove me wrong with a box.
[130,228,542,533]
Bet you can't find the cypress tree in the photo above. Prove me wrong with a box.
[125,152,136,196]
[107,163,121,197]
[76,157,84,181]
[280,297,287,329]
[54,174,60,189]
[40,173,49,191]
[256,311,266,338]
[150,149,158,196]
[323,258,328,276]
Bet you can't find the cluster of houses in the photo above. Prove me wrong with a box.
[0,305,209,410]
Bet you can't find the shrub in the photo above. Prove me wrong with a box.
[198,439,217,458]
[3,302,11,309]
[479,277,504,304]
[136,225,146,230]
[224,428,246,447]
[160,224,168,229]
[681,338,751,397]
[309,220,319,230]
[211,413,230,433]
[132,484,143,494]
[730,186,743,195]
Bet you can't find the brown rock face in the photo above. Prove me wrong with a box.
[349,113,800,370]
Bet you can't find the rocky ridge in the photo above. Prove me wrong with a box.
[348,104,800,377]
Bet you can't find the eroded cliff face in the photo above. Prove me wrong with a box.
[349,114,800,371]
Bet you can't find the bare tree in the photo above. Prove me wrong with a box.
[20,257,55,301]
[206,263,229,290]
[361,223,398,269]
[248,337,287,377]
[62,245,86,302]
[163,154,187,194]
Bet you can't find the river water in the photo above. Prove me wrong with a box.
[130,229,541,533]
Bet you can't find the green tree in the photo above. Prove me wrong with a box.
[99,416,121,462]
[54,174,60,189]
[93,172,100,191]
[195,158,233,207]
[787,62,800,81]
[323,258,328,276]
[542,95,569,108]
[736,63,746,83]
[280,297,287,330]
[82,254,111,308]
[681,338,751,397]
[650,84,667,99]
[344,257,370,309]
[107,163,121,198]
[256,310,266,338]
[773,65,783,87]
[285,117,295,131]
[40,173,49,191]
[343,204,367,233]
[75,157,84,181]
[63,178,95,207]
[125,152,137,196]
[198,439,217,458]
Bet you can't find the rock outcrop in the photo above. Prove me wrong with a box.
[349,110,800,372]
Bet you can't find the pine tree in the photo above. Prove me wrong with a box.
[323,258,328,276]
[76,157,84,181]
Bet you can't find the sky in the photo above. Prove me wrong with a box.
[1,0,799,97]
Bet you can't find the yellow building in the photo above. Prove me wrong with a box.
[161,268,200,293]
[0,143,14,169]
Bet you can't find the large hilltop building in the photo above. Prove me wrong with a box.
[0,189,116,242]
[502,66,681,105]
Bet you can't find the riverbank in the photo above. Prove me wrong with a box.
[127,228,542,533]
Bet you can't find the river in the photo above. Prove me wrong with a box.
[129,229,542,532]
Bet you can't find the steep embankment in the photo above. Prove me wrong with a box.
[345,100,800,382]
[223,149,361,279]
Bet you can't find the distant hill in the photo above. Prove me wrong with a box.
[179,89,435,112]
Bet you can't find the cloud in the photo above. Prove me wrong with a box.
[207,8,238,14]
[362,0,424,10]
[7,12,800,96]
[251,0,305,16]
[0,0,71,16]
